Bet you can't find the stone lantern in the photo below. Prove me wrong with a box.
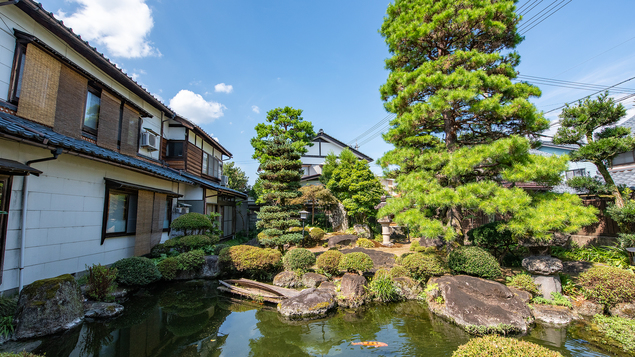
[375,196,393,247]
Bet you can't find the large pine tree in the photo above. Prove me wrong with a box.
[377,0,597,241]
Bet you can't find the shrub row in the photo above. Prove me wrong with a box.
[157,250,206,280]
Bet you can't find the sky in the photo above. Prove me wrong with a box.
[36,0,635,185]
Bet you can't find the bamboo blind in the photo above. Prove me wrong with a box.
[134,190,154,256]
[17,44,61,126]
[53,65,87,139]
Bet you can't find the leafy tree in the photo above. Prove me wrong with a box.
[553,93,633,208]
[222,161,249,192]
[289,184,338,225]
[377,0,598,242]
[251,107,315,251]
[249,177,265,203]
[323,148,384,223]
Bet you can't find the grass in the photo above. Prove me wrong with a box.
[593,314,635,353]
[463,323,521,336]
[551,245,631,270]
[532,292,572,308]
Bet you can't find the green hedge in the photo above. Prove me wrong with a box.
[111,257,161,286]
[170,212,213,235]
[283,248,316,271]
[452,335,562,357]
[448,246,501,279]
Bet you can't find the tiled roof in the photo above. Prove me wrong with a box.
[0,112,191,183]
[618,114,635,132]
[609,167,635,188]
[180,172,247,198]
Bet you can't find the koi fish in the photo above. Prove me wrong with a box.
[352,341,388,347]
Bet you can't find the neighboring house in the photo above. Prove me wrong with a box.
[535,141,599,179]
[0,0,245,294]
[609,115,635,189]
[301,129,373,185]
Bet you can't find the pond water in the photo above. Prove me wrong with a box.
[0,280,622,357]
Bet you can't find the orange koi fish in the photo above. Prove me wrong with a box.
[352,341,388,347]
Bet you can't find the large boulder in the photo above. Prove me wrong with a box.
[84,302,124,319]
[14,274,84,339]
[522,256,564,275]
[419,237,446,249]
[277,288,336,320]
[339,273,368,308]
[302,273,327,288]
[427,275,534,334]
[394,277,423,300]
[353,224,371,238]
[318,281,337,294]
[328,235,358,249]
[173,255,220,280]
[572,300,604,317]
[273,271,302,288]
[531,304,577,325]
[609,303,635,319]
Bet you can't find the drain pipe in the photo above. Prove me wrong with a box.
[18,148,63,292]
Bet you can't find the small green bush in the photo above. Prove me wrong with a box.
[448,246,502,279]
[452,335,563,357]
[506,273,540,296]
[170,212,213,235]
[179,235,214,251]
[150,243,171,258]
[219,245,282,278]
[593,314,635,354]
[309,227,325,240]
[177,249,205,271]
[578,265,635,308]
[338,252,374,274]
[410,240,421,252]
[396,252,414,264]
[369,271,400,302]
[213,243,229,255]
[157,257,179,280]
[283,248,316,271]
[401,253,448,281]
[288,226,304,233]
[0,352,45,357]
[532,292,572,308]
[467,221,517,262]
[316,250,343,275]
[111,257,161,286]
[357,238,375,248]
[86,264,118,302]
[389,266,410,278]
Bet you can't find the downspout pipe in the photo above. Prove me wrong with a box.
[19,148,63,292]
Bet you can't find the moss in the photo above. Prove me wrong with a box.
[22,274,75,300]
[309,301,331,311]
[463,324,521,336]
[453,335,562,357]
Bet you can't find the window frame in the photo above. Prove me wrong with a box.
[8,42,27,104]
[0,175,13,285]
[202,153,222,179]
[163,197,172,232]
[82,85,102,136]
[101,186,137,243]
[565,168,586,180]
[165,140,185,158]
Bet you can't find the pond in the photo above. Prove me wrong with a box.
[0,280,622,357]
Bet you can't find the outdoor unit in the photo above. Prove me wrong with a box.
[220,175,228,186]
[141,132,159,151]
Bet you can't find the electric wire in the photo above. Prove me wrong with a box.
[515,75,635,93]
[517,0,562,31]
[519,0,543,16]
[518,0,569,33]
[520,0,573,34]
[515,0,533,13]
[553,35,635,78]
[346,113,395,146]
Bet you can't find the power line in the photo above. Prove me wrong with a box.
[515,0,533,13]
[519,0,543,16]
[357,122,391,147]
[553,35,635,78]
[346,113,395,145]
[517,0,562,31]
[520,0,573,34]
[515,75,635,93]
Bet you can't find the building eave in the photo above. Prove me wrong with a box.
[314,131,373,162]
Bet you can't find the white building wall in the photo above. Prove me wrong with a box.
[320,142,342,156]
[0,138,175,292]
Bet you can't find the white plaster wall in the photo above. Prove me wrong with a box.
[165,126,185,141]
[0,138,178,292]
[139,116,161,160]
[321,142,342,156]
[305,144,320,156]
[178,183,203,201]
[569,161,599,177]
[302,157,325,166]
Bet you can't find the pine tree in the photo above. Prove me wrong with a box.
[223,161,249,192]
[377,0,597,241]
[251,107,315,250]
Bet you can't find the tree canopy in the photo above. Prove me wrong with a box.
[377,0,597,241]
[223,161,249,192]
[289,184,337,225]
[251,106,316,161]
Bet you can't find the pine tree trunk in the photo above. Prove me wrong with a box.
[596,162,625,208]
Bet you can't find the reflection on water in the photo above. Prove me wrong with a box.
[0,280,619,357]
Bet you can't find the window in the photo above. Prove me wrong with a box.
[9,43,26,103]
[302,166,309,176]
[565,169,586,180]
[222,205,233,236]
[163,197,172,230]
[105,189,137,235]
[202,153,222,178]
[613,151,635,166]
[83,87,101,135]
[166,141,184,157]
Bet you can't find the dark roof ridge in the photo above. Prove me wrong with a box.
[314,130,373,162]
[172,116,232,157]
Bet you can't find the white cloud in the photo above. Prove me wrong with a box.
[214,83,233,93]
[252,105,260,114]
[241,130,244,134]
[169,90,226,124]
[56,0,159,58]
[229,122,233,125]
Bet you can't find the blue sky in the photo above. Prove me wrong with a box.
[38,0,635,185]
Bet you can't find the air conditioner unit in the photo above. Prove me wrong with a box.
[141,132,159,151]
[220,175,228,187]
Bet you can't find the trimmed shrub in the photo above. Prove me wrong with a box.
[448,246,502,279]
[288,227,304,233]
[309,227,325,240]
[389,266,410,278]
[357,238,375,248]
[396,252,414,265]
[578,265,635,308]
[150,243,171,258]
[157,257,179,280]
[452,335,562,357]
[506,273,540,296]
[177,249,205,271]
[111,257,161,286]
[410,240,421,252]
[86,264,118,302]
[170,212,213,235]
[179,235,214,251]
[338,252,374,274]
[401,253,448,281]
[219,245,282,278]
[212,243,229,255]
[467,221,517,262]
[283,248,316,271]
[316,250,343,275]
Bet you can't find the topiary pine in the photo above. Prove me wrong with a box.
[377,0,598,242]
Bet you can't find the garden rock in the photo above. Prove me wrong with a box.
[427,275,534,334]
[318,281,337,293]
[418,237,445,249]
[273,271,302,288]
[344,247,396,271]
[508,287,532,304]
[340,273,367,299]
[14,274,84,339]
[519,233,570,255]
[277,288,336,320]
[609,303,635,319]
[354,224,371,238]
[84,302,124,319]
[328,235,358,249]
[389,226,407,241]
[572,300,604,317]
[532,274,562,299]
[531,304,577,325]
[302,273,327,288]
[522,256,564,275]
[393,277,422,300]
[173,255,220,280]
